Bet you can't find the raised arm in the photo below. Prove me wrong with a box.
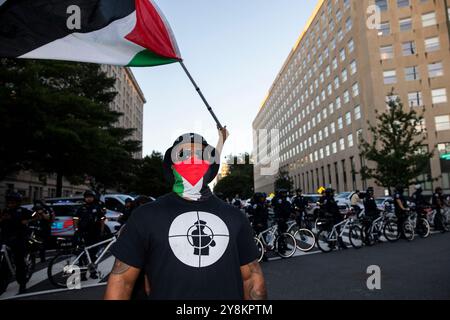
[104,259,142,300]
[240,260,267,300]
[215,126,229,159]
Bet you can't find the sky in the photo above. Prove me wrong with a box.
[132,0,318,158]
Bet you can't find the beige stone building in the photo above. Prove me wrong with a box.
[0,66,146,206]
[253,0,450,196]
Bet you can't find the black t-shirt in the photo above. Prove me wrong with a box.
[110,192,258,300]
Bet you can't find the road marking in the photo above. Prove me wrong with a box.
[2,282,107,300]
[0,256,114,300]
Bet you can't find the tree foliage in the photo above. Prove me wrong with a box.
[358,94,434,191]
[0,59,141,195]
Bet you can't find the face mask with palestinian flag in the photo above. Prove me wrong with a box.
[0,0,181,67]
[172,156,213,201]
[164,134,220,201]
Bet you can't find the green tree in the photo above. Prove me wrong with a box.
[129,152,171,197]
[358,94,434,193]
[0,59,141,195]
[213,153,254,200]
[274,169,293,192]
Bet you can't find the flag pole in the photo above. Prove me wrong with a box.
[179,61,224,130]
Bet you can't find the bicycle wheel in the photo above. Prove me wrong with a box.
[254,237,264,263]
[293,228,316,252]
[383,220,400,242]
[48,252,84,288]
[403,222,415,241]
[349,225,364,249]
[24,251,36,282]
[317,229,334,253]
[417,218,430,238]
[275,233,296,258]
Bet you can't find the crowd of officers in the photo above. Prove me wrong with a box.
[0,190,151,294]
[241,184,449,245]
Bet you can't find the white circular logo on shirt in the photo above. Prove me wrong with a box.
[168,211,230,268]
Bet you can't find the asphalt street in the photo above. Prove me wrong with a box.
[8,231,450,300]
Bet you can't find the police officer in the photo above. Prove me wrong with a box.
[272,189,292,235]
[432,187,447,232]
[32,200,54,262]
[393,184,409,238]
[412,184,427,216]
[0,192,33,293]
[249,193,269,235]
[362,187,380,243]
[73,190,106,279]
[321,188,347,249]
[292,189,308,228]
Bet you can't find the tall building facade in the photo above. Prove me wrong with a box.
[0,66,146,206]
[101,65,146,159]
[253,0,450,196]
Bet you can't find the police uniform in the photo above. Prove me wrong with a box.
[0,206,32,288]
[75,202,106,244]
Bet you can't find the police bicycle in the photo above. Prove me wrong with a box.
[359,210,397,245]
[286,220,316,252]
[253,224,296,262]
[47,229,121,288]
[316,213,363,252]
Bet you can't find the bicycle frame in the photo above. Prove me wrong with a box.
[70,236,117,270]
[324,217,353,242]
[257,225,277,248]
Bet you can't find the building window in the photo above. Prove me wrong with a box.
[350,60,357,74]
[402,41,416,56]
[383,70,397,84]
[344,90,350,103]
[380,45,394,60]
[422,12,437,27]
[340,48,346,62]
[345,112,352,125]
[352,82,359,97]
[332,142,338,154]
[334,76,340,89]
[425,37,440,52]
[399,17,412,32]
[348,39,355,53]
[405,66,420,81]
[348,134,354,147]
[345,17,353,32]
[435,115,450,131]
[397,0,409,7]
[333,58,338,70]
[336,96,342,109]
[432,88,447,104]
[376,0,388,11]
[428,62,444,78]
[354,105,361,119]
[408,91,423,107]
[329,102,334,114]
[378,22,390,36]
[331,122,336,134]
[338,117,343,129]
[340,138,345,151]
[341,69,348,83]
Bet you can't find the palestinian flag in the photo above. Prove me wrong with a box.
[0,0,181,67]
[172,157,211,201]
